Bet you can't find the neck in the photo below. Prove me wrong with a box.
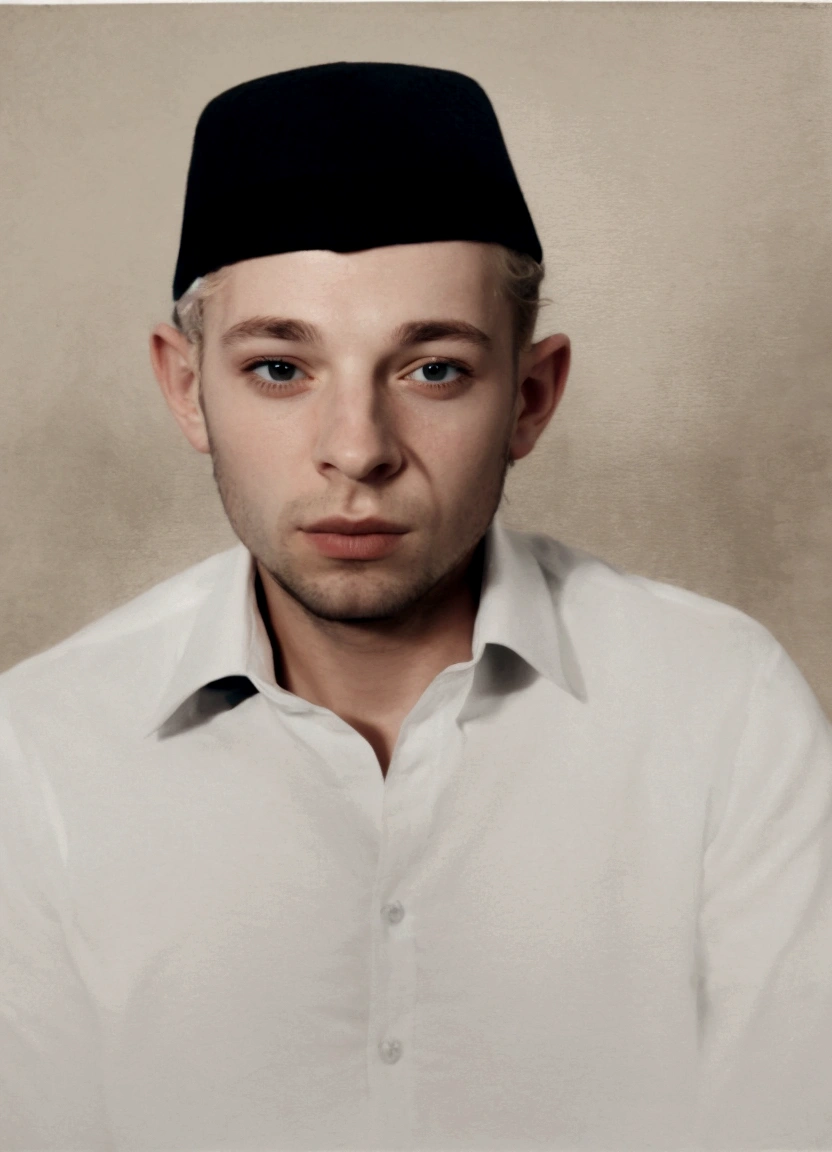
[255,536,486,723]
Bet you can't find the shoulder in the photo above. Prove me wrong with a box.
[517,527,784,673]
[0,547,239,714]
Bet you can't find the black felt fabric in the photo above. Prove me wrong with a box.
[172,61,543,300]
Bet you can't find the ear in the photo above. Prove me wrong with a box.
[509,333,571,463]
[149,323,210,455]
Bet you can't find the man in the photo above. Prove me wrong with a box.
[1,61,831,1152]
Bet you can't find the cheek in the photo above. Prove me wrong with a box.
[205,395,287,485]
[436,408,510,468]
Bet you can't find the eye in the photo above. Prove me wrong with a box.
[409,361,468,386]
[250,360,306,383]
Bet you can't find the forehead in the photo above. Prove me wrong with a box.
[209,241,505,335]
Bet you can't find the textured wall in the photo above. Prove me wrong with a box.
[1,3,830,716]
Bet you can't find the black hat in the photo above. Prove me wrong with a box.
[172,62,543,300]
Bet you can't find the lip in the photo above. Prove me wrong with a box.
[305,531,406,560]
[304,517,409,535]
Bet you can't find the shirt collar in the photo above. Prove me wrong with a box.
[145,510,581,736]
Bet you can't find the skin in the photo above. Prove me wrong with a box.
[151,241,570,775]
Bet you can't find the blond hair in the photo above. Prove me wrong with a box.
[173,243,549,366]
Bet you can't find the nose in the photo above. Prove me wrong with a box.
[312,377,404,483]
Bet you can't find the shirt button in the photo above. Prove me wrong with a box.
[381,900,405,925]
[379,1038,402,1064]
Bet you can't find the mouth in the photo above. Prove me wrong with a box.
[303,530,408,561]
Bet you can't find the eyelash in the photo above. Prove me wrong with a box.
[244,358,472,393]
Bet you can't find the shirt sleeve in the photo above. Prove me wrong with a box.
[0,710,115,1151]
[695,633,832,1149]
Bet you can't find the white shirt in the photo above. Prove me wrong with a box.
[2,511,832,1152]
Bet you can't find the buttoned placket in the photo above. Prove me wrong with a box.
[365,666,471,1150]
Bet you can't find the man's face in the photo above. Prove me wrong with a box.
[196,240,521,629]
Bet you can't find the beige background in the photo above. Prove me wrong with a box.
[1,3,830,715]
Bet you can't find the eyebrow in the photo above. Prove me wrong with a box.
[219,316,494,353]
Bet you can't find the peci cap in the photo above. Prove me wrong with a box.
[172,61,543,300]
